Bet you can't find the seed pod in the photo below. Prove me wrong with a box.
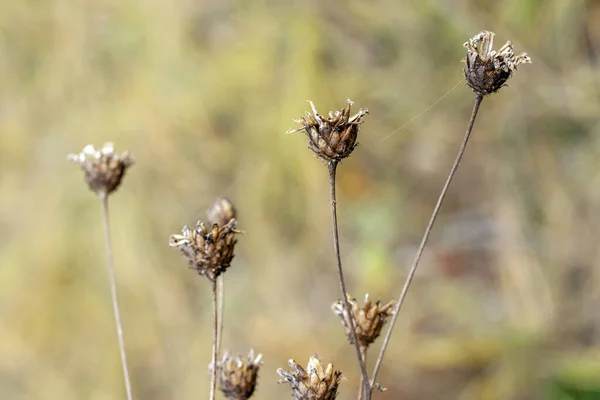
[68,143,134,196]
[332,294,394,348]
[277,354,342,400]
[169,218,241,281]
[287,100,368,163]
[218,349,262,400]
[463,30,531,96]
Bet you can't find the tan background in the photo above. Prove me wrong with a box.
[1,0,600,399]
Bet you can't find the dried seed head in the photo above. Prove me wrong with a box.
[218,349,263,400]
[277,354,342,400]
[169,218,241,281]
[463,30,531,96]
[332,294,394,348]
[68,143,134,197]
[287,99,368,163]
[208,198,237,227]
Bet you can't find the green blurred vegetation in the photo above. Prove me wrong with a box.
[1,0,600,399]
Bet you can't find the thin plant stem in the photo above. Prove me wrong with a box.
[216,276,224,353]
[328,161,371,400]
[357,347,367,400]
[370,94,484,392]
[209,278,219,400]
[100,193,133,400]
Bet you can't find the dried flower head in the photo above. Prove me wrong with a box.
[287,99,368,163]
[277,355,342,400]
[332,294,394,348]
[169,218,241,281]
[208,198,237,227]
[68,143,134,196]
[463,30,531,95]
[218,349,262,400]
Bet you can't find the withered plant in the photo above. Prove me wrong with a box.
[287,99,371,399]
[68,143,135,400]
[169,198,244,400]
[369,30,531,393]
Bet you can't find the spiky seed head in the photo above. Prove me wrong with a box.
[287,99,368,163]
[208,197,237,227]
[68,143,134,197]
[332,294,394,348]
[463,30,531,96]
[169,218,241,281]
[277,354,342,400]
[218,349,262,400]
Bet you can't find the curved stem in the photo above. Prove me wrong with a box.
[370,94,484,391]
[100,194,133,400]
[210,278,219,400]
[328,161,371,400]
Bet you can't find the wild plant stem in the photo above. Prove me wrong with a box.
[369,94,484,391]
[216,276,224,354]
[100,194,133,400]
[328,161,371,400]
[357,347,367,400]
[210,278,219,400]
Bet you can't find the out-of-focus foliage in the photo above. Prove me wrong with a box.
[1,0,599,399]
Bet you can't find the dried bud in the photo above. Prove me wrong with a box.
[332,294,394,348]
[208,198,237,227]
[68,143,134,197]
[169,218,241,281]
[277,354,342,400]
[463,30,531,96]
[287,99,368,163]
[218,349,262,400]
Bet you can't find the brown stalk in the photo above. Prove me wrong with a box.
[100,193,133,400]
[328,160,371,400]
[369,94,484,392]
[210,278,219,400]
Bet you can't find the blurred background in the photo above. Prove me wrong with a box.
[1,0,600,399]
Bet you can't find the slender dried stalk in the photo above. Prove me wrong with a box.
[210,278,219,400]
[370,94,484,392]
[328,161,371,400]
[357,346,367,400]
[216,276,224,353]
[100,194,133,400]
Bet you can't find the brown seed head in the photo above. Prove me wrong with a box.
[277,354,342,400]
[208,197,237,227]
[68,143,134,197]
[169,218,241,281]
[287,99,368,163]
[218,349,262,400]
[332,294,394,348]
[463,30,531,96]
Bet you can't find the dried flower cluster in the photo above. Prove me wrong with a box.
[332,294,394,348]
[277,355,342,400]
[169,218,241,281]
[68,143,134,196]
[218,349,263,400]
[463,30,531,96]
[286,100,368,163]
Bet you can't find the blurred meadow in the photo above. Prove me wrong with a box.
[1,0,600,399]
